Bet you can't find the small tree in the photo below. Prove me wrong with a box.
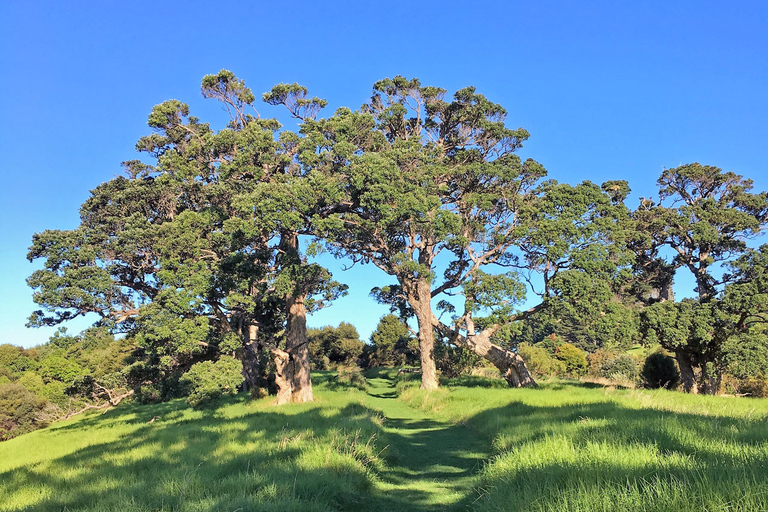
[307,323,365,369]
[366,315,417,367]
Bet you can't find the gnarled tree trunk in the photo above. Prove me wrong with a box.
[272,348,293,405]
[448,322,537,388]
[271,231,315,404]
[698,362,722,395]
[286,294,314,403]
[239,323,261,392]
[676,351,698,394]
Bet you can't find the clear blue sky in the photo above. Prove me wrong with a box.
[1,1,766,348]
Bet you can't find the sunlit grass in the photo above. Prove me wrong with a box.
[0,376,384,512]
[4,371,768,511]
[399,376,768,512]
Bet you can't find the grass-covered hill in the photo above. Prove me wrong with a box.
[2,370,768,512]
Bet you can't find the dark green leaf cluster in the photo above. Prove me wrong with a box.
[180,357,244,408]
[641,352,680,389]
[307,323,365,369]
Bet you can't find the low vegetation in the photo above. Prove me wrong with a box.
[2,371,768,511]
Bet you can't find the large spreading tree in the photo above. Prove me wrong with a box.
[304,77,631,389]
[28,71,343,404]
[27,71,768,401]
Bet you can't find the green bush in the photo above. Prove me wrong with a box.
[554,343,588,376]
[586,349,612,376]
[518,342,566,377]
[16,371,45,395]
[180,358,244,408]
[336,366,367,390]
[136,383,162,404]
[0,383,51,441]
[600,354,639,381]
[39,355,87,383]
[435,343,482,378]
[641,352,680,389]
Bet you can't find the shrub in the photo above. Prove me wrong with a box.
[136,383,162,404]
[180,358,244,408]
[16,371,45,395]
[517,342,566,377]
[435,343,482,378]
[600,354,639,381]
[641,352,680,389]
[554,343,588,376]
[336,367,367,390]
[587,349,613,376]
[39,355,87,383]
[736,377,768,398]
[0,383,51,440]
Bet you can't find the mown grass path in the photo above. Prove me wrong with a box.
[364,374,488,511]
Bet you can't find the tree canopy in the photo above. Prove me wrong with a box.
[25,71,768,401]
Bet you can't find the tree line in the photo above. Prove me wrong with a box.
[23,70,768,406]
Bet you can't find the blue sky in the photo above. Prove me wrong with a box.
[1,1,766,348]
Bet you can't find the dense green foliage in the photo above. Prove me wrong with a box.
[634,165,768,393]
[363,315,418,368]
[641,352,681,389]
[26,70,347,405]
[0,384,52,441]
[23,70,768,398]
[0,329,132,439]
[180,357,244,408]
[307,323,365,369]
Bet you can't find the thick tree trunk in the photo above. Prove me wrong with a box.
[273,230,314,404]
[411,280,439,390]
[286,294,314,403]
[239,323,261,392]
[272,348,293,405]
[452,330,537,388]
[698,363,721,395]
[676,352,698,394]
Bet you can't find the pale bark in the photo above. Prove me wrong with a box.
[444,317,537,388]
[272,348,293,405]
[63,389,134,420]
[286,295,314,402]
[410,280,439,390]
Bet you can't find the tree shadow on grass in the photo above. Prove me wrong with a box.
[464,396,768,511]
[4,379,768,512]
[0,400,389,512]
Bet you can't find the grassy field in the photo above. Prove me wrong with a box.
[399,375,768,512]
[1,371,768,511]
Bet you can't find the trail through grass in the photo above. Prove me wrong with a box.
[3,371,768,511]
[364,372,488,511]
